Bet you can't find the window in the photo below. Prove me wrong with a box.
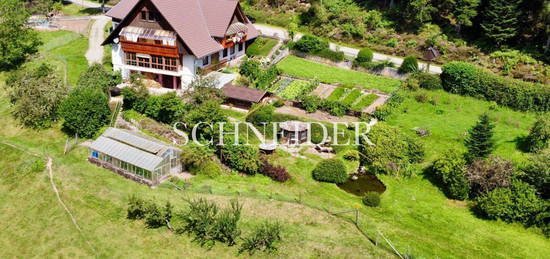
[126,52,177,71]
[137,56,150,68]
[92,151,99,158]
[141,11,158,22]
[238,43,243,52]
[125,52,137,66]
[141,11,147,20]
[202,56,210,66]
[230,46,235,55]
[151,55,163,69]
[222,48,228,58]
[154,40,163,45]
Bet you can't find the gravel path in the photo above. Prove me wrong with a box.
[85,16,110,65]
[275,105,359,123]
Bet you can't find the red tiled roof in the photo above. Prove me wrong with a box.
[222,84,268,103]
[105,0,258,58]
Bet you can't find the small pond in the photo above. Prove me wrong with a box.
[337,174,386,196]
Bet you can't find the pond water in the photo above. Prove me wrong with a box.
[337,174,386,196]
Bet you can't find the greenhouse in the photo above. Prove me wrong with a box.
[88,128,181,186]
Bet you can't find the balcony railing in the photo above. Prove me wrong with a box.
[121,40,179,58]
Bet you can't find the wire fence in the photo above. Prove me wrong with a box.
[163,181,407,258]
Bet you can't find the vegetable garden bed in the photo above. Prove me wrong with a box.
[326,87,379,112]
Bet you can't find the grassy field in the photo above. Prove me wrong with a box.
[35,30,89,86]
[246,37,278,57]
[60,3,103,16]
[277,56,401,93]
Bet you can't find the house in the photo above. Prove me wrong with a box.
[88,127,181,186]
[102,0,258,89]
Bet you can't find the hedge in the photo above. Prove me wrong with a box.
[312,158,348,184]
[441,62,550,112]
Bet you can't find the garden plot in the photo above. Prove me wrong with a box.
[269,77,316,100]
[326,87,379,112]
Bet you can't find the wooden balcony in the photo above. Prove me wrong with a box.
[121,40,179,58]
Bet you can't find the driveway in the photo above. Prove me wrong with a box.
[85,15,111,64]
[255,24,442,74]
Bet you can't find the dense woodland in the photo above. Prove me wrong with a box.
[243,0,550,83]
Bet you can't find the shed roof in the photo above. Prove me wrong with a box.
[222,84,268,103]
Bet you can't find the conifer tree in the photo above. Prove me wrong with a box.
[480,0,522,45]
[525,116,550,153]
[465,113,495,160]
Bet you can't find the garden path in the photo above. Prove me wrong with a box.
[85,15,110,65]
[275,105,359,123]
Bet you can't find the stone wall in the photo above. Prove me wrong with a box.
[88,157,156,187]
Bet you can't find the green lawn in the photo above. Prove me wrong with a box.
[60,3,103,16]
[36,30,89,86]
[277,56,401,93]
[246,37,279,57]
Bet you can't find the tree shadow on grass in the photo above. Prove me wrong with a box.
[511,135,531,153]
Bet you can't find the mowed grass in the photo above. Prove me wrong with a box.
[384,89,537,164]
[277,56,401,93]
[35,30,89,86]
[246,37,278,57]
[60,3,103,16]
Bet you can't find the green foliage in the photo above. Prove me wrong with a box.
[239,221,282,255]
[219,141,261,175]
[181,144,219,176]
[327,87,346,101]
[6,63,67,129]
[520,150,550,199]
[351,94,378,111]
[441,62,550,112]
[122,75,150,113]
[143,92,186,124]
[362,192,381,207]
[355,48,373,64]
[127,195,147,220]
[341,89,362,106]
[76,64,121,94]
[399,56,419,73]
[343,150,360,161]
[300,95,322,113]
[465,113,495,160]
[144,202,167,229]
[312,158,348,184]
[475,180,544,225]
[481,0,522,44]
[409,72,442,90]
[293,35,328,53]
[359,123,424,175]
[239,59,261,79]
[239,59,280,89]
[175,198,242,247]
[320,99,350,117]
[432,150,470,200]
[246,104,275,125]
[0,0,41,70]
[59,86,111,138]
[524,116,550,153]
[372,92,405,121]
[246,37,278,57]
[280,81,310,100]
[314,48,345,62]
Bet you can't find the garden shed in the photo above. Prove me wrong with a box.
[222,84,269,108]
[280,121,308,144]
[88,128,181,186]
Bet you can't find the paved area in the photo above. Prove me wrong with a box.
[208,72,237,89]
[255,23,442,74]
[311,83,337,99]
[85,16,111,64]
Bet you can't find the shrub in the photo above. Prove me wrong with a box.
[260,157,291,182]
[520,150,550,199]
[410,72,442,90]
[465,113,496,161]
[343,150,360,161]
[246,104,275,126]
[148,92,186,124]
[359,123,424,175]
[362,192,381,207]
[293,35,328,53]
[356,48,374,63]
[524,116,550,153]
[239,59,261,79]
[194,161,224,178]
[466,155,514,197]
[239,221,282,255]
[372,92,404,121]
[219,141,262,175]
[255,66,280,90]
[315,48,345,62]
[310,123,328,144]
[272,99,284,107]
[175,198,242,247]
[127,195,147,220]
[415,92,429,103]
[432,150,470,200]
[320,99,350,117]
[300,95,322,113]
[122,75,150,113]
[441,62,550,112]
[77,64,121,94]
[144,202,166,228]
[399,56,419,73]
[475,180,544,225]
[59,86,111,138]
[312,158,348,184]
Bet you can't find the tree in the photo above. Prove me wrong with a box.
[466,155,514,197]
[399,56,419,73]
[77,64,121,93]
[59,86,111,138]
[405,0,437,29]
[0,0,41,70]
[121,74,150,113]
[480,0,522,45]
[524,116,550,152]
[464,113,495,160]
[432,150,470,200]
[6,63,67,129]
[435,0,480,32]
